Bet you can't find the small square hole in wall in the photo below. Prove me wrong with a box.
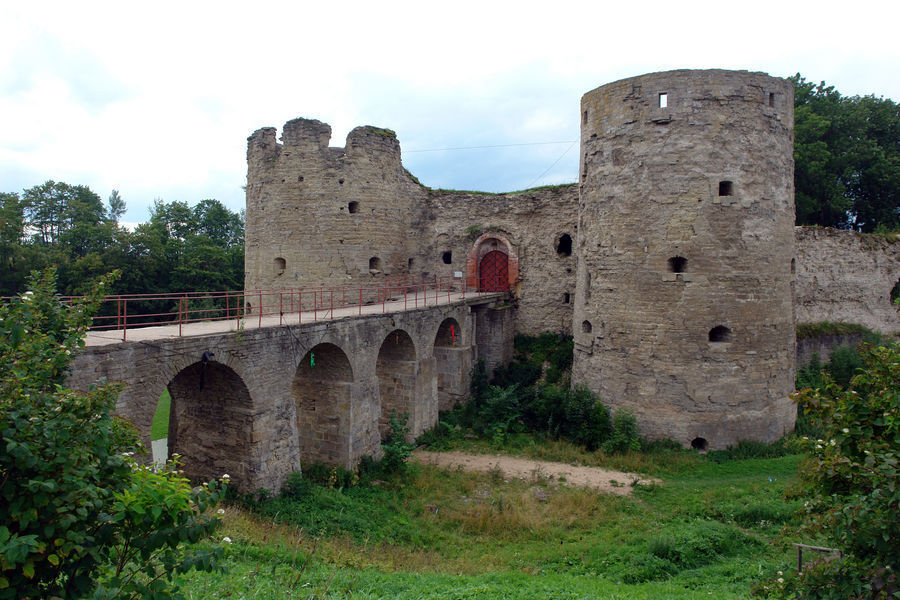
[769,92,775,107]
[348,201,359,213]
[718,181,734,197]
[658,93,668,108]
[563,292,570,304]
[442,251,452,265]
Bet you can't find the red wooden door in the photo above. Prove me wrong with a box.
[479,251,509,292]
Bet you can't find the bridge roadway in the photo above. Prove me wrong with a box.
[69,289,511,492]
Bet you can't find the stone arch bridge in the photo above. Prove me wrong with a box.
[67,293,512,493]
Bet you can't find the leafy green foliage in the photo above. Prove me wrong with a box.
[151,388,172,441]
[706,438,797,462]
[797,351,827,391]
[777,342,900,599]
[796,338,888,438]
[1,181,245,299]
[429,334,634,453]
[0,269,226,598]
[796,320,874,339]
[380,410,415,476]
[793,75,900,232]
[602,407,641,454]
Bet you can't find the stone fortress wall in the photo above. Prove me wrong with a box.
[245,68,899,451]
[795,227,899,333]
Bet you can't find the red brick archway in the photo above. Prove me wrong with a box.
[466,233,518,293]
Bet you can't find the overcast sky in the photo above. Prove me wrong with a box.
[1,0,898,223]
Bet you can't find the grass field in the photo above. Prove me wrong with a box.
[151,388,170,441]
[175,440,805,599]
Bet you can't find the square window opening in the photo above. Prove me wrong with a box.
[718,181,734,197]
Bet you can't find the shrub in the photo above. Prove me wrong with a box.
[649,520,759,569]
[777,342,900,599]
[558,385,611,450]
[280,471,311,499]
[297,463,358,489]
[415,420,460,450]
[0,269,225,599]
[603,407,641,454]
[826,344,865,387]
[797,351,827,390]
[708,438,793,462]
[381,409,414,476]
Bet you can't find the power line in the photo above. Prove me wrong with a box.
[526,141,577,189]
[405,140,576,153]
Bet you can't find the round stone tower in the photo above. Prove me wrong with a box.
[572,69,796,450]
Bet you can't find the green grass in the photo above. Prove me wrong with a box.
[180,554,751,599]
[151,388,170,441]
[795,321,872,340]
[175,441,804,598]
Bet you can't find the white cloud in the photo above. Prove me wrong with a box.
[1,0,898,221]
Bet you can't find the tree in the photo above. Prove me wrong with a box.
[192,199,243,247]
[107,189,126,223]
[0,194,24,295]
[772,343,900,599]
[0,269,227,598]
[793,75,900,232]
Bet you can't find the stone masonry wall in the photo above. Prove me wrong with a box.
[245,120,427,294]
[414,186,578,335]
[795,227,899,334]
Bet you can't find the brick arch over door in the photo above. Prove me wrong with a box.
[466,232,519,293]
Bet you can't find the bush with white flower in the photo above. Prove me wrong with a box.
[758,342,899,599]
[0,269,228,599]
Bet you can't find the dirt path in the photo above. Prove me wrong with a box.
[412,450,658,496]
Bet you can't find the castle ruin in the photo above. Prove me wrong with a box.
[245,69,899,452]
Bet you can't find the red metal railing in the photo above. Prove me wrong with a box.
[42,274,504,341]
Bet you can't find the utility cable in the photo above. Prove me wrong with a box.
[525,140,577,190]
[405,140,576,153]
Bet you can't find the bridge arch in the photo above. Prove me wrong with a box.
[432,317,471,410]
[376,329,418,438]
[167,360,254,492]
[293,342,354,466]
